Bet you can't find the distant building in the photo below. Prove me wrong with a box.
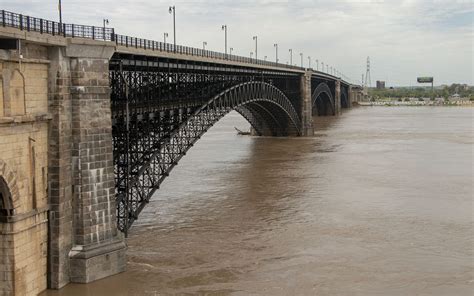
[376,80,386,89]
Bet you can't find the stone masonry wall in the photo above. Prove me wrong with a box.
[0,44,50,296]
[300,72,314,136]
[47,46,74,289]
[64,41,126,284]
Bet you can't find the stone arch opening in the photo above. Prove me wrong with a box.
[0,177,13,217]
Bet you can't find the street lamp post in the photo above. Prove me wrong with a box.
[58,0,63,33]
[289,49,293,65]
[103,19,109,41]
[316,59,319,71]
[230,47,233,55]
[168,6,176,51]
[308,56,311,68]
[274,43,278,63]
[322,62,324,72]
[253,36,258,60]
[300,53,303,68]
[163,32,168,43]
[222,25,227,56]
[203,41,207,50]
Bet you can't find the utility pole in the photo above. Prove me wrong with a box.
[103,19,109,41]
[58,0,63,33]
[253,36,258,60]
[168,6,176,51]
[364,56,372,88]
[222,25,227,57]
[274,43,278,63]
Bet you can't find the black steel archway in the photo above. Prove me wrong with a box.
[112,76,301,233]
[312,82,335,116]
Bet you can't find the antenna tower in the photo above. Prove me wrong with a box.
[364,56,371,88]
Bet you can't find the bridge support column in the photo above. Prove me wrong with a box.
[300,71,314,136]
[66,40,126,284]
[348,86,354,107]
[48,40,126,288]
[335,80,342,115]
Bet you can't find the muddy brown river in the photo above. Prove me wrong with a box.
[44,107,473,295]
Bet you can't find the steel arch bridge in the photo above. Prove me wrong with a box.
[110,53,352,233]
[110,54,307,233]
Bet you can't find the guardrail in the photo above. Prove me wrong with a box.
[0,9,352,79]
[113,34,303,70]
[0,10,114,40]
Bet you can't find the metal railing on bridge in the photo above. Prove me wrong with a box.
[0,9,302,71]
[0,9,355,82]
[0,10,115,41]
[113,34,301,71]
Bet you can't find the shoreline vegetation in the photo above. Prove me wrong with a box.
[358,100,473,107]
[365,83,473,107]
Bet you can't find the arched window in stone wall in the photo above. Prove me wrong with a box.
[9,69,26,116]
[0,177,13,216]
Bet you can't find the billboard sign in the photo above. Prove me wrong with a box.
[417,77,433,83]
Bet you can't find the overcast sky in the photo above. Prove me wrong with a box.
[4,0,473,86]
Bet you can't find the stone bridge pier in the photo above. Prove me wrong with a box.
[48,40,126,287]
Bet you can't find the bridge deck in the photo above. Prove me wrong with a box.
[0,10,352,86]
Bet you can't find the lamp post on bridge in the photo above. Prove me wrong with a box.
[253,36,258,60]
[299,53,303,68]
[103,19,109,41]
[222,25,227,57]
[289,49,293,66]
[316,59,318,71]
[58,0,63,33]
[163,32,168,44]
[168,6,176,51]
[326,64,329,73]
[203,41,207,50]
[308,56,311,69]
[321,62,324,72]
[274,43,279,63]
[230,47,233,55]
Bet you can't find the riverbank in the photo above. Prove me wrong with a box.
[358,100,474,107]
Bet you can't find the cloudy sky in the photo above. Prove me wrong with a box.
[4,0,473,86]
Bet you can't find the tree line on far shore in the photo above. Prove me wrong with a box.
[369,84,474,101]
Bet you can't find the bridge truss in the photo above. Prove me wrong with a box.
[110,54,303,234]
